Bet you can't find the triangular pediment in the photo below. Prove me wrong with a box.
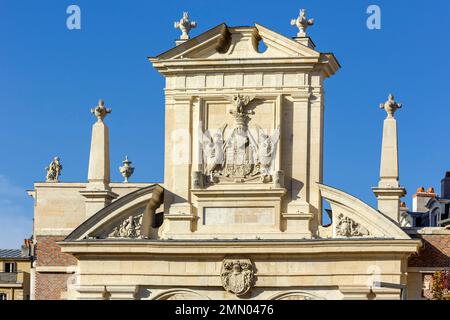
[151,23,320,61]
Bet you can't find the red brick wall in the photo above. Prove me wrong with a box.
[408,234,450,268]
[35,236,77,300]
[408,233,450,300]
[35,273,73,300]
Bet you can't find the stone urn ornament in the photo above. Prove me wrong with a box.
[291,9,315,37]
[91,99,112,122]
[380,94,402,118]
[119,155,134,183]
[174,12,197,40]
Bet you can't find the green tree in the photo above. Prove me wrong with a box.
[432,271,444,300]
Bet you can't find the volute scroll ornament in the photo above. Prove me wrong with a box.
[221,259,255,296]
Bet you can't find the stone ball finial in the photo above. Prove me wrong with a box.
[380,94,402,118]
[91,99,112,122]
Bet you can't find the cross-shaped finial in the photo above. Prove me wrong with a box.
[174,12,197,40]
[91,99,112,122]
[291,9,314,37]
[380,94,402,118]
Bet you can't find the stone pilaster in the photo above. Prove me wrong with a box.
[283,93,314,237]
[106,285,138,300]
[74,285,108,300]
[163,95,195,237]
[286,93,311,214]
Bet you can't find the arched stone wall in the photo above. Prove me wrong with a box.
[152,289,211,300]
[269,291,325,300]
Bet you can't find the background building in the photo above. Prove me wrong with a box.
[401,173,450,228]
[398,172,450,299]
[0,239,32,300]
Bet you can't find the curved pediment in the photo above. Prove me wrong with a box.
[65,184,164,241]
[318,183,410,240]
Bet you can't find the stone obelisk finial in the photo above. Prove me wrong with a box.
[372,94,406,223]
[81,99,118,218]
[174,12,197,46]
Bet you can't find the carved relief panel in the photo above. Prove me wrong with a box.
[333,213,370,238]
[196,95,282,186]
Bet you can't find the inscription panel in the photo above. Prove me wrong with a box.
[203,207,274,225]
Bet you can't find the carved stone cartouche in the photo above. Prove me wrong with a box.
[221,259,254,296]
[200,95,280,184]
[335,214,370,237]
[108,213,143,239]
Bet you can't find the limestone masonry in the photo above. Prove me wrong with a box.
[27,11,449,300]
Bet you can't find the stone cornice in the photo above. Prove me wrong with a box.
[59,239,421,256]
[152,58,322,75]
[33,182,87,188]
[372,187,407,197]
[192,187,286,199]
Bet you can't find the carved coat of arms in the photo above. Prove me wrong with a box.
[221,259,254,296]
[199,94,280,184]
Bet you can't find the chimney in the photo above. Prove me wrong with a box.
[399,202,412,227]
[412,186,437,212]
[21,239,30,257]
[441,172,450,199]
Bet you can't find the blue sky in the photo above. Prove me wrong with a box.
[0,1,449,248]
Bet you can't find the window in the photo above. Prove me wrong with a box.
[0,293,6,300]
[4,262,16,273]
[443,204,449,220]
